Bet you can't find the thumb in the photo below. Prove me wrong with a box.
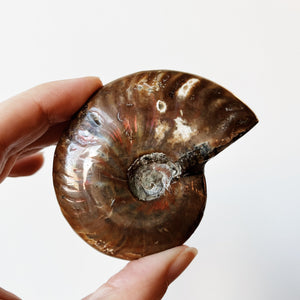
[83,246,197,300]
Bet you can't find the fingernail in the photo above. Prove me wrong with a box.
[167,246,198,283]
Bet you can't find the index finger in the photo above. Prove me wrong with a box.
[0,77,102,156]
[0,77,102,180]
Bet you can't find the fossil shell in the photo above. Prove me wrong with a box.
[53,70,258,260]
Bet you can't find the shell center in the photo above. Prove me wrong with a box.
[128,153,181,201]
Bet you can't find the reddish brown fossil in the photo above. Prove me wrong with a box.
[53,70,258,260]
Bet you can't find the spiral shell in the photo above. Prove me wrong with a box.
[53,70,258,260]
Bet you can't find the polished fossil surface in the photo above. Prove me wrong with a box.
[53,70,258,260]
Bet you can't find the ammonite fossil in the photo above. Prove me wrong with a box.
[53,70,258,260]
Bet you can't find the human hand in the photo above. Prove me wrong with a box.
[0,77,101,181]
[0,77,197,299]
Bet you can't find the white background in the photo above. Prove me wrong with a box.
[0,0,299,299]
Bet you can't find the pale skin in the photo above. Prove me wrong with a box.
[0,77,197,300]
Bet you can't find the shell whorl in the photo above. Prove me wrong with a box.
[53,70,258,260]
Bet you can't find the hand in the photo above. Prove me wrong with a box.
[0,77,197,300]
[0,77,101,181]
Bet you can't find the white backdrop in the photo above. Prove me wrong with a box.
[0,0,299,299]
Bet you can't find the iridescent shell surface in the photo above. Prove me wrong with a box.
[53,70,258,260]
